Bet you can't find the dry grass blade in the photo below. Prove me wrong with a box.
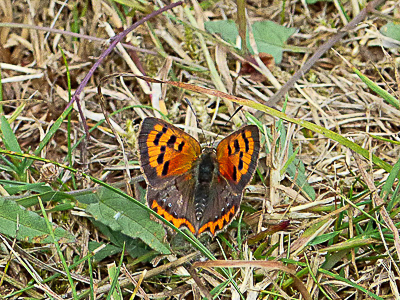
[0,234,91,284]
[93,251,200,295]
[193,260,312,300]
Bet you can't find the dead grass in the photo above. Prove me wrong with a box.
[0,0,400,299]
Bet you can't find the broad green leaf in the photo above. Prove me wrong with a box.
[0,115,27,179]
[380,22,400,42]
[205,20,239,46]
[91,219,153,260]
[0,198,75,243]
[250,21,296,64]
[89,241,122,262]
[86,188,170,254]
[204,20,296,64]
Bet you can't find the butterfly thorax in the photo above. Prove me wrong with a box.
[194,149,218,221]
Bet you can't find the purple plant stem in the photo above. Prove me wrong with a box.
[66,1,184,135]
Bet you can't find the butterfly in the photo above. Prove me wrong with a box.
[138,117,260,236]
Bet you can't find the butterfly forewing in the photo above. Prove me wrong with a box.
[139,117,201,187]
[216,125,260,194]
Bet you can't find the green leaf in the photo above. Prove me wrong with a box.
[0,163,16,173]
[15,191,74,208]
[89,241,122,262]
[204,20,239,46]
[0,115,22,153]
[380,22,400,42]
[0,198,76,243]
[204,20,296,64]
[308,232,340,246]
[286,158,316,200]
[91,219,152,260]
[86,187,170,254]
[250,21,296,64]
[0,180,53,195]
[352,68,400,110]
[0,116,27,179]
[383,155,400,211]
[276,122,316,200]
[107,262,123,300]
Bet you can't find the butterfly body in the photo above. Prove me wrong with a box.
[193,150,217,221]
[139,117,260,236]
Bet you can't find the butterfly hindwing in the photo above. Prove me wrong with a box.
[216,125,260,194]
[147,166,241,236]
[146,172,198,235]
[196,178,242,236]
[139,117,201,187]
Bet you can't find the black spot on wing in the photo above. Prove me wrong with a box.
[153,131,163,146]
[234,139,240,153]
[238,151,244,170]
[153,126,168,146]
[232,166,237,182]
[242,131,250,152]
[167,135,177,147]
[178,141,185,152]
[157,145,166,164]
[157,152,164,164]
[162,160,170,176]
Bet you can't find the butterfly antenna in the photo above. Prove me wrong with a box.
[214,105,244,143]
[184,98,208,144]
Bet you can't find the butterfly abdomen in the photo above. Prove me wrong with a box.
[194,151,218,221]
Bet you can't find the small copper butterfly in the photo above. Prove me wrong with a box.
[138,117,260,236]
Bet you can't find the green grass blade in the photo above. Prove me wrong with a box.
[353,67,400,110]
[37,196,77,298]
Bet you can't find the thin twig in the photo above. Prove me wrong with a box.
[268,0,386,106]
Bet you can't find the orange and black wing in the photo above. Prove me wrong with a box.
[195,125,261,236]
[138,117,201,188]
[216,125,260,194]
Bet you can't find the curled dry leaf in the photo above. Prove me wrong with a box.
[239,52,275,82]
